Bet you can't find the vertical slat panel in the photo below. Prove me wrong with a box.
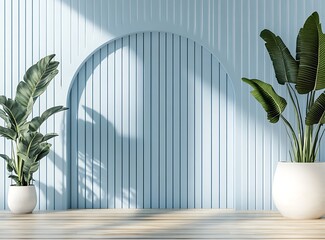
[194,43,202,208]
[100,46,108,209]
[71,0,78,60]
[4,0,12,210]
[79,0,86,50]
[262,0,273,212]
[226,75,235,209]
[32,0,40,210]
[54,0,65,209]
[85,59,93,209]
[38,0,47,210]
[77,66,86,209]
[92,51,101,209]
[173,35,181,209]
[143,32,151,208]
[166,33,173,208]
[211,57,220,209]
[180,36,188,209]
[219,65,227,209]
[114,38,122,208]
[255,0,265,211]
[202,48,212,208]
[248,0,257,211]
[122,36,130,208]
[70,76,78,209]
[151,32,159,208]
[107,42,116,209]
[129,35,137,208]
[0,0,5,210]
[187,38,195,209]
[158,32,166,208]
[136,34,144,208]
[46,0,55,211]
[240,0,249,210]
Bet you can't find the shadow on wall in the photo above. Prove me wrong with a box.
[36,150,64,210]
[65,31,237,210]
[70,106,137,209]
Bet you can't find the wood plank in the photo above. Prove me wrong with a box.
[0,210,325,239]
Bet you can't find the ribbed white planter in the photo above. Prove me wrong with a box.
[273,162,325,219]
[8,185,37,214]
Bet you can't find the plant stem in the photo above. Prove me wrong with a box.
[286,84,303,143]
[280,115,301,161]
[310,123,322,161]
[304,91,316,162]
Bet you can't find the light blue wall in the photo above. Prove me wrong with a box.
[0,0,324,210]
[68,32,235,209]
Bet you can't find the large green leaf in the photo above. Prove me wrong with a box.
[0,154,12,162]
[18,131,53,162]
[0,109,9,125]
[8,175,20,185]
[24,132,44,157]
[0,126,17,140]
[306,93,325,125]
[260,29,298,84]
[29,106,67,132]
[242,78,287,123]
[23,160,39,184]
[296,12,325,94]
[15,54,59,116]
[0,97,27,131]
[0,154,15,172]
[35,143,51,162]
[0,96,6,105]
[42,133,58,142]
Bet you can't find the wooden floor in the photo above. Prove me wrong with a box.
[0,209,325,239]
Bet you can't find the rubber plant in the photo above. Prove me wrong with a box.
[242,12,325,162]
[0,54,67,185]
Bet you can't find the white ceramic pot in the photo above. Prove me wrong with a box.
[8,185,37,214]
[273,162,325,219]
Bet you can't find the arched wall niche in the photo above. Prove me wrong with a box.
[66,31,236,209]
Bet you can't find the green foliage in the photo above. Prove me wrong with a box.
[242,78,287,123]
[306,93,325,125]
[242,12,325,163]
[0,55,67,185]
[260,29,298,84]
[295,12,325,94]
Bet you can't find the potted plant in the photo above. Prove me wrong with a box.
[242,12,325,219]
[0,54,67,213]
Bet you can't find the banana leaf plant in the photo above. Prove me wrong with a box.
[0,54,67,185]
[242,12,325,162]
